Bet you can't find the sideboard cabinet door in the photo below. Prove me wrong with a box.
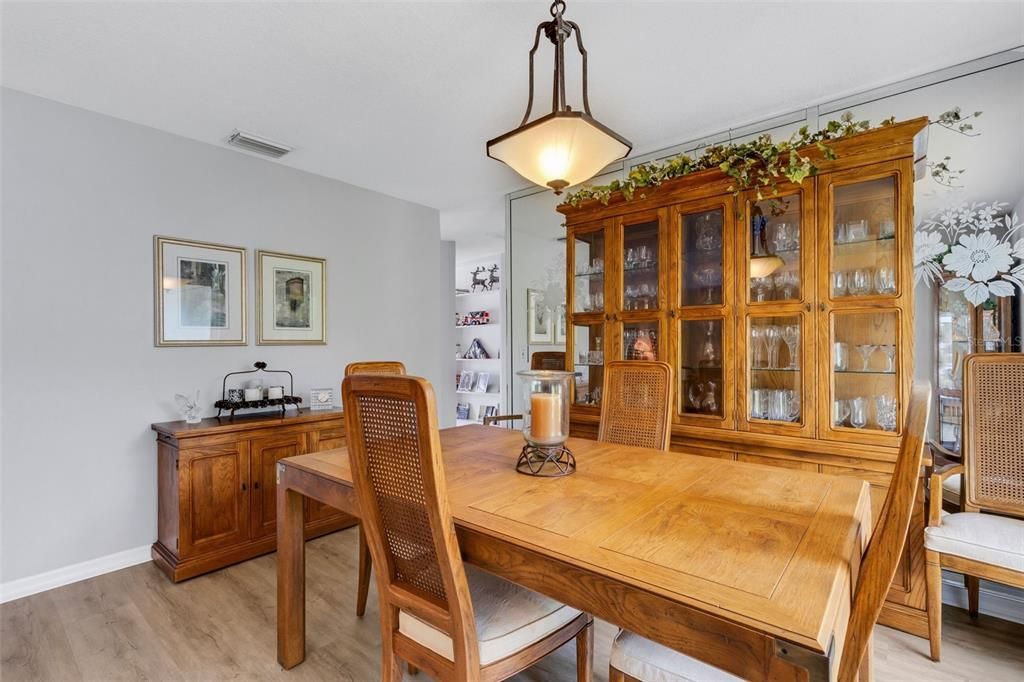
[250,433,306,539]
[179,442,250,557]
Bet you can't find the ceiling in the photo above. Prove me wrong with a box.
[3,1,1023,215]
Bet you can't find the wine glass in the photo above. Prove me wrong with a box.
[694,266,719,305]
[850,397,869,429]
[849,268,872,296]
[752,276,773,302]
[879,344,897,372]
[765,325,782,369]
[782,324,800,369]
[856,344,877,372]
[773,223,794,252]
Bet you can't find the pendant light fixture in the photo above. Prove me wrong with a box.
[750,210,785,279]
[486,0,631,194]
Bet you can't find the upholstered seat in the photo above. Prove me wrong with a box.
[609,630,742,682]
[399,566,583,665]
[925,511,1024,571]
[942,473,961,507]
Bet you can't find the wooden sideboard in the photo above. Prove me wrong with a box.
[151,408,355,582]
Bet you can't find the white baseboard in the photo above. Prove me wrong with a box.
[941,572,1024,625]
[0,545,151,604]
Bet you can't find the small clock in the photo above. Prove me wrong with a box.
[310,387,334,410]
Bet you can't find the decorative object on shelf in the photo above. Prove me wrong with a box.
[174,390,202,424]
[554,303,567,344]
[914,201,1023,306]
[516,370,575,477]
[474,372,490,393]
[457,371,475,393]
[256,250,326,345]
[486,263,500,291]
[214,361,303,417]
[456,402,471,420]
[464,338,491,359]
[457,310,491,327]
[154,236,246,347]
[309,387,334,411]
[470,266,490,293]
[749,211,784,278]
[483,405,499,419]
[486,0,631,194]
[527,288,553,343]
[267,385,285,400]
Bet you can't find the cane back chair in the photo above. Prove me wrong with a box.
[925,353,1024,661]
[598,361,674,451]
[342,374,593,681]
[344,361,407,617]
[609,383,930,682]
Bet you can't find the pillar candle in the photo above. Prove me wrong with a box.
[530,393,562,444]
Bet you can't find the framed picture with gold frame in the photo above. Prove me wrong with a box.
[154,236,247,347]
[257,250,326,345]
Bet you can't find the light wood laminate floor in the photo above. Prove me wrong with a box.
[3,528,1022,681]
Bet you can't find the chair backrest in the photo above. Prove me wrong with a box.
[837,383,930,682]
[344,360,407,376]
[598,361,673,451]
[962,353,1024,518]
[531,352,566,371]
[342,375,480,674]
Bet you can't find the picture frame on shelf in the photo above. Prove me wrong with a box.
[456,403,471,420]
[154,236,247,346]
[310,387,334,410]
[256,250,326,345]
[474,372,490,393]
[527,288,552,344]
[457,371,475,393]
[483,405,499,419]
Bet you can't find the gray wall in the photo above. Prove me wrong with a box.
[1,89,443,582]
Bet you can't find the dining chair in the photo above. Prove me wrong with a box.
[608,382,930,682]
[481,352,567,427]
[598,361,673,451]
[344,361,407,618]
[924,353,1024,662]
[342,374,594,681]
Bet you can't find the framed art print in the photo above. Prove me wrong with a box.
[257,250,326,345]
[457,371,475,393]
[154,236,246,346]
[527,288,552,344]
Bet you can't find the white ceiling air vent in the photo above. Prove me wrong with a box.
[227,130,292,158]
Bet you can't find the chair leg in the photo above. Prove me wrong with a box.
[356,525,371,617]
[576,618,593,682]
[966,575,980,619]
[925,550,943,662]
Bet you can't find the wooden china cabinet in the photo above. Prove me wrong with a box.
[560,118,932,637]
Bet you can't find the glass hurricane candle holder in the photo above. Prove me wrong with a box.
[516,370,575,477]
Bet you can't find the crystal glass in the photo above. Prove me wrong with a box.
[833,399,850,427]
[517,370,572,447]
[879,344,897,373]
[700,320,718,365]
[752,276,774,302]
[573,231,604,314]
[696,213,722,251]
[751,325,767,369]
[850,396,869,429]
[856,343,877,371]
[874,264,897,295]
[834,342,849,371]
[875,395,898,432]
[847,219,869,242]
[773,222,795,252]
[751,388,771,420]
[694,266,720,305]
[769,389,800,422]
[689,380,719,414]
[765,325,782,369]
[782,324,800,369]
[832,270,848,298]
[849,268,873,296]
[683,209,724,306]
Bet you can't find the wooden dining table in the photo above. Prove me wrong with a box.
[277,424,873,681]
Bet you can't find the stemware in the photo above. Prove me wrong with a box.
[835,222,848,244]
[773,223,795,252]
[625,247,638,270]
[751,326,767,369]
[832,399,850,427]
[695,214,721,251]
[702,380,719,414]
[847,219,869,242]
[700,321,718,365]
[774,271,798,300]
[879,344,897,372]
[694,265,720,305]
[752,276,774,302]
[591,257,604,274]
[624,285,637,310]
[875,395,898,432]
[849,268,873,296]
[850,397,869,429]
[765,325,782,369]
[856,343,877,372]
[832,270,848,298]
[782,324,800,369]
[833,342,849,371]
[751,388,770,420]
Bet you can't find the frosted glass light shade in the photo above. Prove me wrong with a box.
[750,254,785,279]
[487,111,631,193]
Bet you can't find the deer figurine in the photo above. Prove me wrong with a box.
[485,264,500,291]
[470,266,488,292]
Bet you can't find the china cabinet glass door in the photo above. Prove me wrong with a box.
[672,199,733,428]
[573,225,606,314]
[738,189,815,436]
[615,212,666,362]
[819,162,908,445]
[572,321,605,407]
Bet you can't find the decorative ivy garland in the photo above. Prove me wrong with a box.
[561,108,979,210]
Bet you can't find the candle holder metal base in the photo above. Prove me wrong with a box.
[516,443,576,477]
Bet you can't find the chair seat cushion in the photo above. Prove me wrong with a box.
[609,629,742,682]
[398,565,582,666]
[924,511,1024,571]
[942,473,961,507]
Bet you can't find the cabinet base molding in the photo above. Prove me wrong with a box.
[878,601,929,639]
[151,515,356,583]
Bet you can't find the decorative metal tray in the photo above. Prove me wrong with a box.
[215,361,303,418]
